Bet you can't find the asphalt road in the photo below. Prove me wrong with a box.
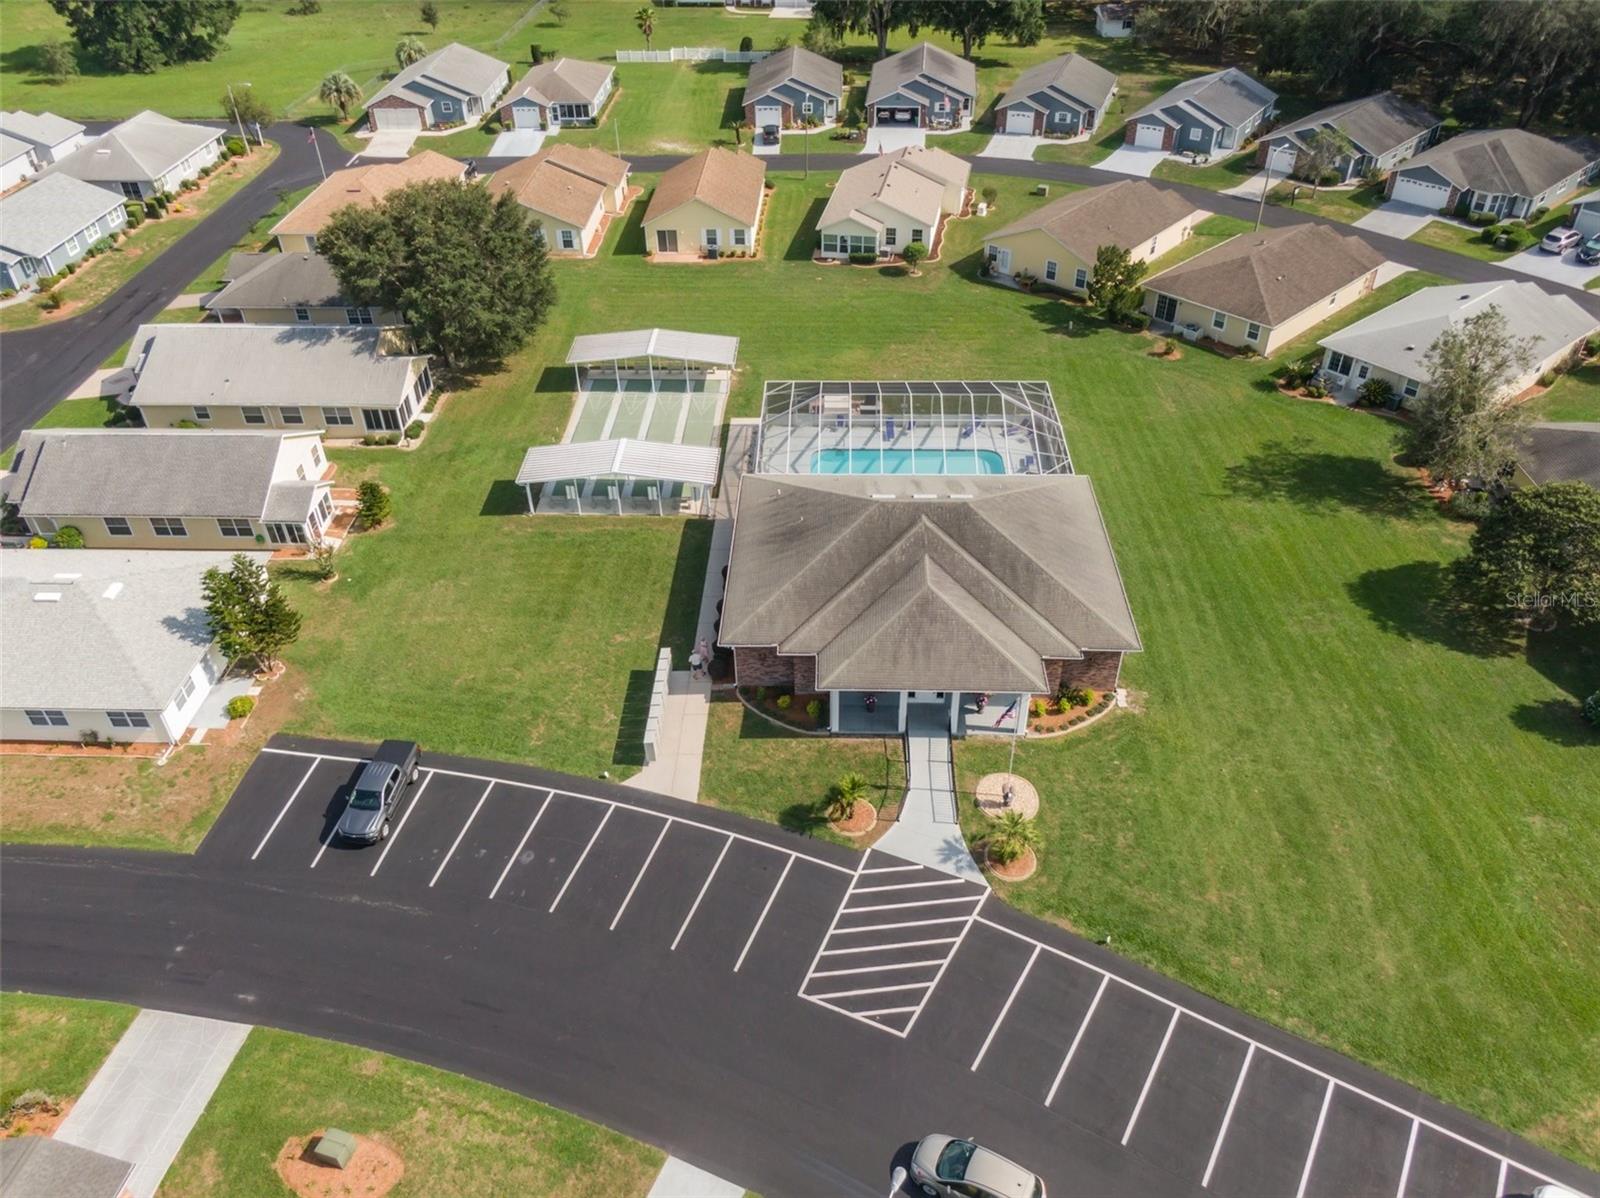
[4,736,1594,1198]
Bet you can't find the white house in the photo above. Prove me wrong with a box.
[498,57,615,130]
[47,110,224,200]
[1569,189,1600,238]
[0,110,88,164]
[0,172,129,292]
[1094,3,1138,37]
[0,132,35,191]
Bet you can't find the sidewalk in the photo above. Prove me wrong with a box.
[647,1155,744,1197]
[875,706,984,883]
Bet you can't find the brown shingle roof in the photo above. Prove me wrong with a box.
[643,147,766,227]
[502,57,613,108]
[1146,223,1384,326]
[989,180,1201,262]
[489,145,629,226]
[271,151,465,238]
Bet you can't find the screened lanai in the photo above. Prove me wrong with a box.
[754,380,1072,476]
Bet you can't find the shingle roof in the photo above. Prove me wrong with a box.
[1318,280,1600,386]
[367,42,509,109]
[46,110,221,185]
[0,173,126,257]
[1147,222,1383,326]
[866,42,977,106]
[0,131,32,165]
[488,144,628,226]
[819,146,970,231]
[270,151,465,237]
[745,45,843,104]
[643,147,766,226]
[4,429,319,520]
[0,1127,136,1198]
[205,252,348,310]
[1518,423,1600,489]
[1130,67,1275,129]
[1397,128,1597,198]
[722,473,1140,692]
[0,109,85,149]
[1268,91,1437,158]
[989,179,1200,262]
[127,323,421,408]
[999,53,1116,114]
[502,57,614,107]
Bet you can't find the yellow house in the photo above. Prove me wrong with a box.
[641,147,766,259]
[488,143,631,257]
[204,252,400,326]
[270,151,467,252]
[984,179,1203,293]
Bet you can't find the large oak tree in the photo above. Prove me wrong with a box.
[48,0,241,73]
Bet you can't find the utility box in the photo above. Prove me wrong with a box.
[1033,183,1048,196]
[311,1129,357,1169]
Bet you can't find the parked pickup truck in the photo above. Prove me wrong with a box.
[335,740,422,844]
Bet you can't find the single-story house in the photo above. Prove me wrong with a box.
[0,110,88,165]
[46,109,224,200]
[489,143,631,256]
[1124,67,1277,155]
[0,131,35,191]
[642,147,766,258]
[719,472,1141,735]
[1384,129,1600,219]
[1316,279,1599,408]
[743,45,844,132]
[866,42,977,130]
[984,179,1203,293]
[993,53,1117,138]
[270,151,466,252]
[1143,222,1384,355]
[203,252,398,325]
[0,172,129,292]
[125,322,431,436]
[816,145,969,259]
[1094,3,1138,37]
[1571,189,1600,237]
[1,428,335,550]
[1514,423,1600,490]
[0,1119,135,1192]
[366,42,510,131]
[498,57,615,129]
[1256,91,1440,184]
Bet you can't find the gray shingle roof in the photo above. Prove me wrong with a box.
[0,131,33,165]
[999,53,1116,114]
[1130,67,1275,129]
[722,473,1140,692]
[818,146,970,232]
[0,173,126,257]
[5,429,319,520]
[745,45,843,105]
[502,57,614,107]
[866,42,977,106]
[127,323,422,407]
[1268,91,1437,158]
[205,252,348,311]
[1398,129,1597,198]
[46,110,222,185]
[1517,423,1600,489]
[368,42,509,108]
[0,109,85,149]
[989,179,1200,262]
[0,1132,135,1198]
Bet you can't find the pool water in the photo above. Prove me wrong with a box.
[811,448,1008,475]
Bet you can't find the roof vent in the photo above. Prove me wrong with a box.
[102,581,125,600]
[911,492,937,499]
[1404,344,1416,351]
[32,591,62,602]
[870,492,895,499]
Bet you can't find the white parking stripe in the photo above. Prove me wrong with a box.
[309,826,335,869]
[1122,1008,1180,1145]
[369,771,433,877]
[901,890,986,1037]
[812,959,948,979]
[829,915,974,934]
[1294,1078,1335,1198]
[252,760,319,860]
[841,895,985,913]
[489,792,552,900]
[610,818,670,930]
[734,855,793,973]
[809,980,935,1000]
[850,1004,921,1018]
[1202,1043,1254,1188]
[858,864,924,874]
[1046,972,1109,1106]
[853,878,970,894]
[819,936,960,956]
[670,835,732,950]
[970,944,1039,1072]
[1393,1118,1419,1198]
[429,782,492,888]
[1495,1158,1507,1198]
[549,804,614,913]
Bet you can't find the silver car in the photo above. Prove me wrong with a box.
[334,740,421,844]
[909,1135,1045,1198]
[1539,227,1580,253]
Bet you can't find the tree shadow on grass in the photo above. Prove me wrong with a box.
[1345,561,1521,658]
[1221,437,1426,521]
[1509,698,1599,748]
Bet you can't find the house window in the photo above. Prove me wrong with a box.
[1054,110,1071,126]
[193,406,211,422]
[281,406,304,425]
[323,407,354,426]
[120,182,142,199]
[821,233,837,252]
[305,235,317,252]
[65,233,79,254]
[317,493,333,522]
[802,100,814,115]
[884,227,898,247]
[416,364,433,399]
[310,443,323,467]
[1073,267,1088,289]
[1402,377,1420,399]
[704,229,719,249]
[151,517,187,537]
[242,406,266,425]
[1211,310,1227,331]
[266,522,308,545]
[364,408,400,431]
[25,710,69,728]
[86,218,100,238]
[1329,292,1339,305]
[1044,260,1057,281]
[399,394,414,422]
[104,516,133,537]
[733,228,748,247]
[346,307,373,325]
[174,676,197,707]
[106,711,151,729]
[1188,126,1202,142]
[218,517,253,537]
[296,464,307,480]
[1246,322,1261,343]
[440,100,455,114]
[1326,352,1353,376]
[293,306,311,322]
[558,229,576,250]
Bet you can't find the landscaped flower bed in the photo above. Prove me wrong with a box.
[1026,687,1112,734]
[738,686,829,732]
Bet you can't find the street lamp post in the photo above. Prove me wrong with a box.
[226,84,249,146]
[1255,144,1289,231]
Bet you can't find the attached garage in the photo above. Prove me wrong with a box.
[370,104,424,131]
[1133,121,1168,149]
[1390,175,1451,210]
[754,103,782,131]
[875,106,919,126]
[1004,107,1036,135]
[510,105,542,130]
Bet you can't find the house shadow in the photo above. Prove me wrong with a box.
[713,76,748,134]
[479,479,527,516]
[658,517,715,666]
[1345,561,1520,658]
[1220,439,1427,522]
[610,194,648,257]
[1028,298,1105,340]
[532,364,570,397]
[784,196,827,261]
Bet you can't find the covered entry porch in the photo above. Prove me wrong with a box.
[831,689,1026,736]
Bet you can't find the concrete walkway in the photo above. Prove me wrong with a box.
[648,1155,744,1197]
[875,706,984,883]
[55,1009,250,1198]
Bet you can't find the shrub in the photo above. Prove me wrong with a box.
[900,240,927,268]
[739,34,754,51]
[287,0,322,12]
[124,202,144,228]
[1447,488,1492,520]
[1126,312,1151,331]
[1584,691,1600,728]
[1059,685,1091,708]
[143,198,162,220]
[1304,381,1328,398]
[27,536,48,549]
[1538,370,1556,387]
[175,419,200,429]
[827,772,868,822]
[0,289,12,299]
[988,809,1040,865]
[52,525,84,548]
[357,479,391,527]
[1280,360,1314,388]
[1317,169,1340,186]
[805,698,822,721]
[225,136,247,157]
[1029,698,1046,718]
[1469,210,1497,227]
[225,695,256,719]
[1356,377,1395,408]
[775,693,792,710]
[755,685,768,701]
[981,186,998,206]
[39,290,64,311]
[848,251,877,266]
[404,419,424,439]
[181,177,200,192]
[63,260,78,275]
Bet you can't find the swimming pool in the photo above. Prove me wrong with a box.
[811,448,1008,475]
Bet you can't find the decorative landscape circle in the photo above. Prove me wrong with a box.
[975,772,1039,820]
[984,843,1038,882]
[829,799,877,837]
[274,1131,404,1198]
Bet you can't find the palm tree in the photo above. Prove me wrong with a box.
[827,772,868,823]
[634,5,656,51]
[395,36,426,69]
[987,810,1040,865]
[319,71,363,121]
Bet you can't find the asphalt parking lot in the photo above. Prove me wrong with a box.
[197,739,1595,1198]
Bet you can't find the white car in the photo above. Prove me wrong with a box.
[1539,227,1581,253]
[909,1135,1045,1198]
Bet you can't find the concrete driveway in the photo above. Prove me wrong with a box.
[489,129,547,158]
[861,126,926,154]
[978,133,1046,161]
[359,129,417,158]
[1503,243,1600,286]
[1353,201,1439,238]
[1097,144,1167,178]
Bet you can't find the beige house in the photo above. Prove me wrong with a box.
[204,252,399,326]
[488,144,630,256]
[642,147,766,258]
[126,323,432,438]
[984,179,1204,293]
[2,429,334,550]
[1143,224,1385,355]
[271,151,467,252]
[816,146,970,260]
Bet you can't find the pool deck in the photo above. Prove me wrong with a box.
[759,420,1051,475]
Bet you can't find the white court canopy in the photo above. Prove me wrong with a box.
[566,328,740,370]
[516,437,721,513]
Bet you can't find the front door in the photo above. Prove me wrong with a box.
[993,247,1012,274]
[656,228,678,253]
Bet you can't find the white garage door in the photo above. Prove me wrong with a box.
[1391,175,1449,209]
[1005,107,1035,134]
[372,105,423,131]
[754,103,781,129]
[1134,122,1167,149]
[511,105,541,129]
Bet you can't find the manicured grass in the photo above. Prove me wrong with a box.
[1407,202,1580,262]
[1266,180,1387,224]
[1144,212,1252,272]
[1151,146,1260,191]
[0,143,278,331]
[157,1025,664,1198]
[1526,359,1600,422]
[0,993,135,1110]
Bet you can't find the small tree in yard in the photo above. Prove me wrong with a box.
[900,240,927,271]
[549,0,570,24]
[396,36,426,69]
[39,40,79,81]
[1085,243,1146,325]
[1296,127,1354,194]
[310,538,338,580]
[222,84,273,132]
[988,809,1040,865]
[202,555,303,674]
[635,5,656,50]
[420,1,439,30]
[357,480,392,527]
[827,772,868,822]
[319,71,363,120]
[1454,481,1600,631]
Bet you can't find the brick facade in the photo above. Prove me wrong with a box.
[731,646,821,694]
[367,94,427,132]
[1042,651,1124,696]
[744,98,794,129]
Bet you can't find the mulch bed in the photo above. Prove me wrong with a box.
[829,799,877,837]
[984,844,1038,882]
[0,740,161,758]
[1026,690,1107,735]
[738,686,828,732]
[275,1131,404,1198]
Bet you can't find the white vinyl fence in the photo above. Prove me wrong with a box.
[642,647,673,766]
[616,47,771,63]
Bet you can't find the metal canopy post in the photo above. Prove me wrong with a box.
[523,482,534,514]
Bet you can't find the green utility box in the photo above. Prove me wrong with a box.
[311,1128,357,1169]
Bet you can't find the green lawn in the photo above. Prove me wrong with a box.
[1266,180,1387,224]
[1526,359,1600,422]
[160,1026,663,1198]
[0,993,135,1111]
[1145,212,1252,272]
[1151,146,1260,192]
[1408,200,1582,262]
[184,184,315,296]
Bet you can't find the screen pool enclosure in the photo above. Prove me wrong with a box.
[754,381,1071,476]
